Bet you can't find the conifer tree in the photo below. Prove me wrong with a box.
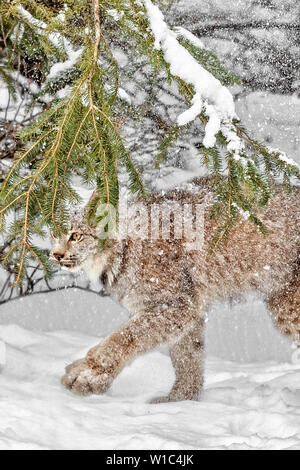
[0,0,299,286]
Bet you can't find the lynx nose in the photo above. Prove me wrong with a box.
[53,252,64,262]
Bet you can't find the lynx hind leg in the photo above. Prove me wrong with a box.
[267,274,300,345]
[151,317,205,403]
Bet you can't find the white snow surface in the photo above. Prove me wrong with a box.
[0,320,299,450]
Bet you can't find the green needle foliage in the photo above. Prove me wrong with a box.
[0,0,299,285]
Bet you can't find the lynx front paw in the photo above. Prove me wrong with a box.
[61,358,113,396]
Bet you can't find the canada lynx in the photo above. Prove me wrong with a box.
[51,178,300,402]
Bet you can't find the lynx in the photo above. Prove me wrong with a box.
[51,178,300,403]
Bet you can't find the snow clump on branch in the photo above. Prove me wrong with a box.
[143,0,243,152]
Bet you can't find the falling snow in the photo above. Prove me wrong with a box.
[0,0,299,451]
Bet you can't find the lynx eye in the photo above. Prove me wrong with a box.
[69,232,82,242]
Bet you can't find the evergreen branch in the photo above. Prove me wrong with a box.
[1,241,22,264]
[26,244,53,279]
[62,107,92,180]
[15,240,27,285]
[47,77,88,229]
[90,104,111,205]
[93,104,145,196]
[155,125,181,168]
[0,129,53,197]
[93,0,101,64]
[20,101,66,138]
[0,191,27,215]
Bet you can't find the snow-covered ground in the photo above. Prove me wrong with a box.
[0,293,299,450]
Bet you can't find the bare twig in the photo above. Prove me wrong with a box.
[192,21,299,35]
[0,284,109,306]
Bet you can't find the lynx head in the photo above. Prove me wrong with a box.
[50,210,99,271]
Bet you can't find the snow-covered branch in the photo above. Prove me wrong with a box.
[143,0,242,151]
[18,6,83,85]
